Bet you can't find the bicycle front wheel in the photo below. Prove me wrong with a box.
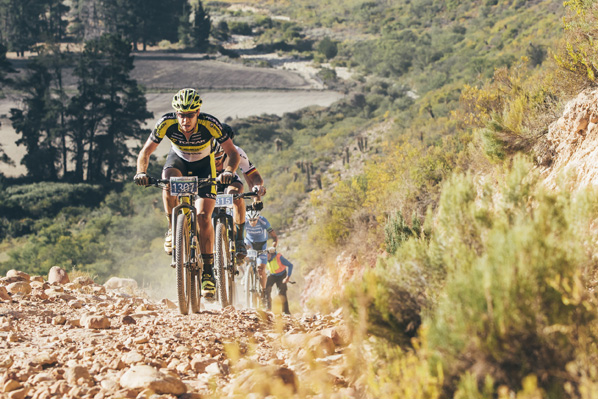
[248,265,259,309]
[214,222,230,307]
[175,213,192,315]
[190,268,201,313]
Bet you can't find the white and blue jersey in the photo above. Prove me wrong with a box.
[244,216,272,250]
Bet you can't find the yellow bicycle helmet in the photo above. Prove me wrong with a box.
[172,88,202,113]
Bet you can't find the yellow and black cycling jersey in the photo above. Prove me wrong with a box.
[149,112,229,162]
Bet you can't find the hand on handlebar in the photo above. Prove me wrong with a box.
[134,172,150,187]
[218,171,234,185]
[252,185,266,196]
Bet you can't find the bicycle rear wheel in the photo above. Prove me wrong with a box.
[175,213,192,315]
[214,222,229,307]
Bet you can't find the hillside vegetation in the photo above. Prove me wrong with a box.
[3,0,598,397]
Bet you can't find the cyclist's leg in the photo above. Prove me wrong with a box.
[226,180,245,226]
[189,155,217,295]
[197,198,216,254]
[264,274,275,310]
[275,273,290,315]
[257,254,267,290]
[161,151,187,255]
[226,180,247,258]
[197,198,216,296]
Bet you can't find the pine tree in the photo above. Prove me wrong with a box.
[68,34,151,182]
[192,0,211,51]
[10,59,60,180]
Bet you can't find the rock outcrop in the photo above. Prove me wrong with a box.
[540,88,598,188]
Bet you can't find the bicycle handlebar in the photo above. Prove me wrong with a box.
[147,176,216,189]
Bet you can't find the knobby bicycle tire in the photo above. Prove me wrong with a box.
[244,261,252,308]
[225,225,235,307]
[214,222,229,307]
[190,268,201,313]
[248,262,259,309]
[175,213,191,315]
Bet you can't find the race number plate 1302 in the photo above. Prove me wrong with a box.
[170,176,198,196]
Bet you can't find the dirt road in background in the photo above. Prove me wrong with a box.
[0,52,344,177]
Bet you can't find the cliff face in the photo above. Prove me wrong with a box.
[540,89,598,188]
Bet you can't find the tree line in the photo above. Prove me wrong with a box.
[0,0,213,183]
[0,0,212,54]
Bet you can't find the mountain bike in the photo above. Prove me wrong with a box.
[244,248,267,309]
[149,176,215,315]
[212,189,259,308]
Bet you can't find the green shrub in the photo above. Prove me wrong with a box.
[384,211,421,254]
[426,157,598,396]
[0,182,104,221]
[556,0,598,84]
[317,36,338,59]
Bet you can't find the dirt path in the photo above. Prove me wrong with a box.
[0,270,354,398]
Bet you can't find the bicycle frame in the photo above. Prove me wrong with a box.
[244,249,266,309]
[212,189,259,308]
[171,195,198,269]
[148,176,214,315]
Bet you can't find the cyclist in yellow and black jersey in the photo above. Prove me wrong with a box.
[150,111,223,164]
[134,88,240,299]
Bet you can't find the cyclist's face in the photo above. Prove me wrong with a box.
[248,218,258,226]
[177,111,198,134]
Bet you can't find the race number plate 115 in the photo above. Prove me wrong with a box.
[170,176,198,196]
[215,194,234,208]
[247,249,257,258]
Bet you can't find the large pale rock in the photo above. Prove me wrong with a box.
[31,352,57,367]
[119,365,187,395]
[65,365,93,386]
[104,277,138,290]
[82,315,111,329]
[48,267,69,284]
[6,270,30,282]
[122,351,144,365]
[6,282,31,295]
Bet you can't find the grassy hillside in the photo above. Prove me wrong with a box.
[4,0,598,396]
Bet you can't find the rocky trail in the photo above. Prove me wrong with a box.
[0,269,356,399]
